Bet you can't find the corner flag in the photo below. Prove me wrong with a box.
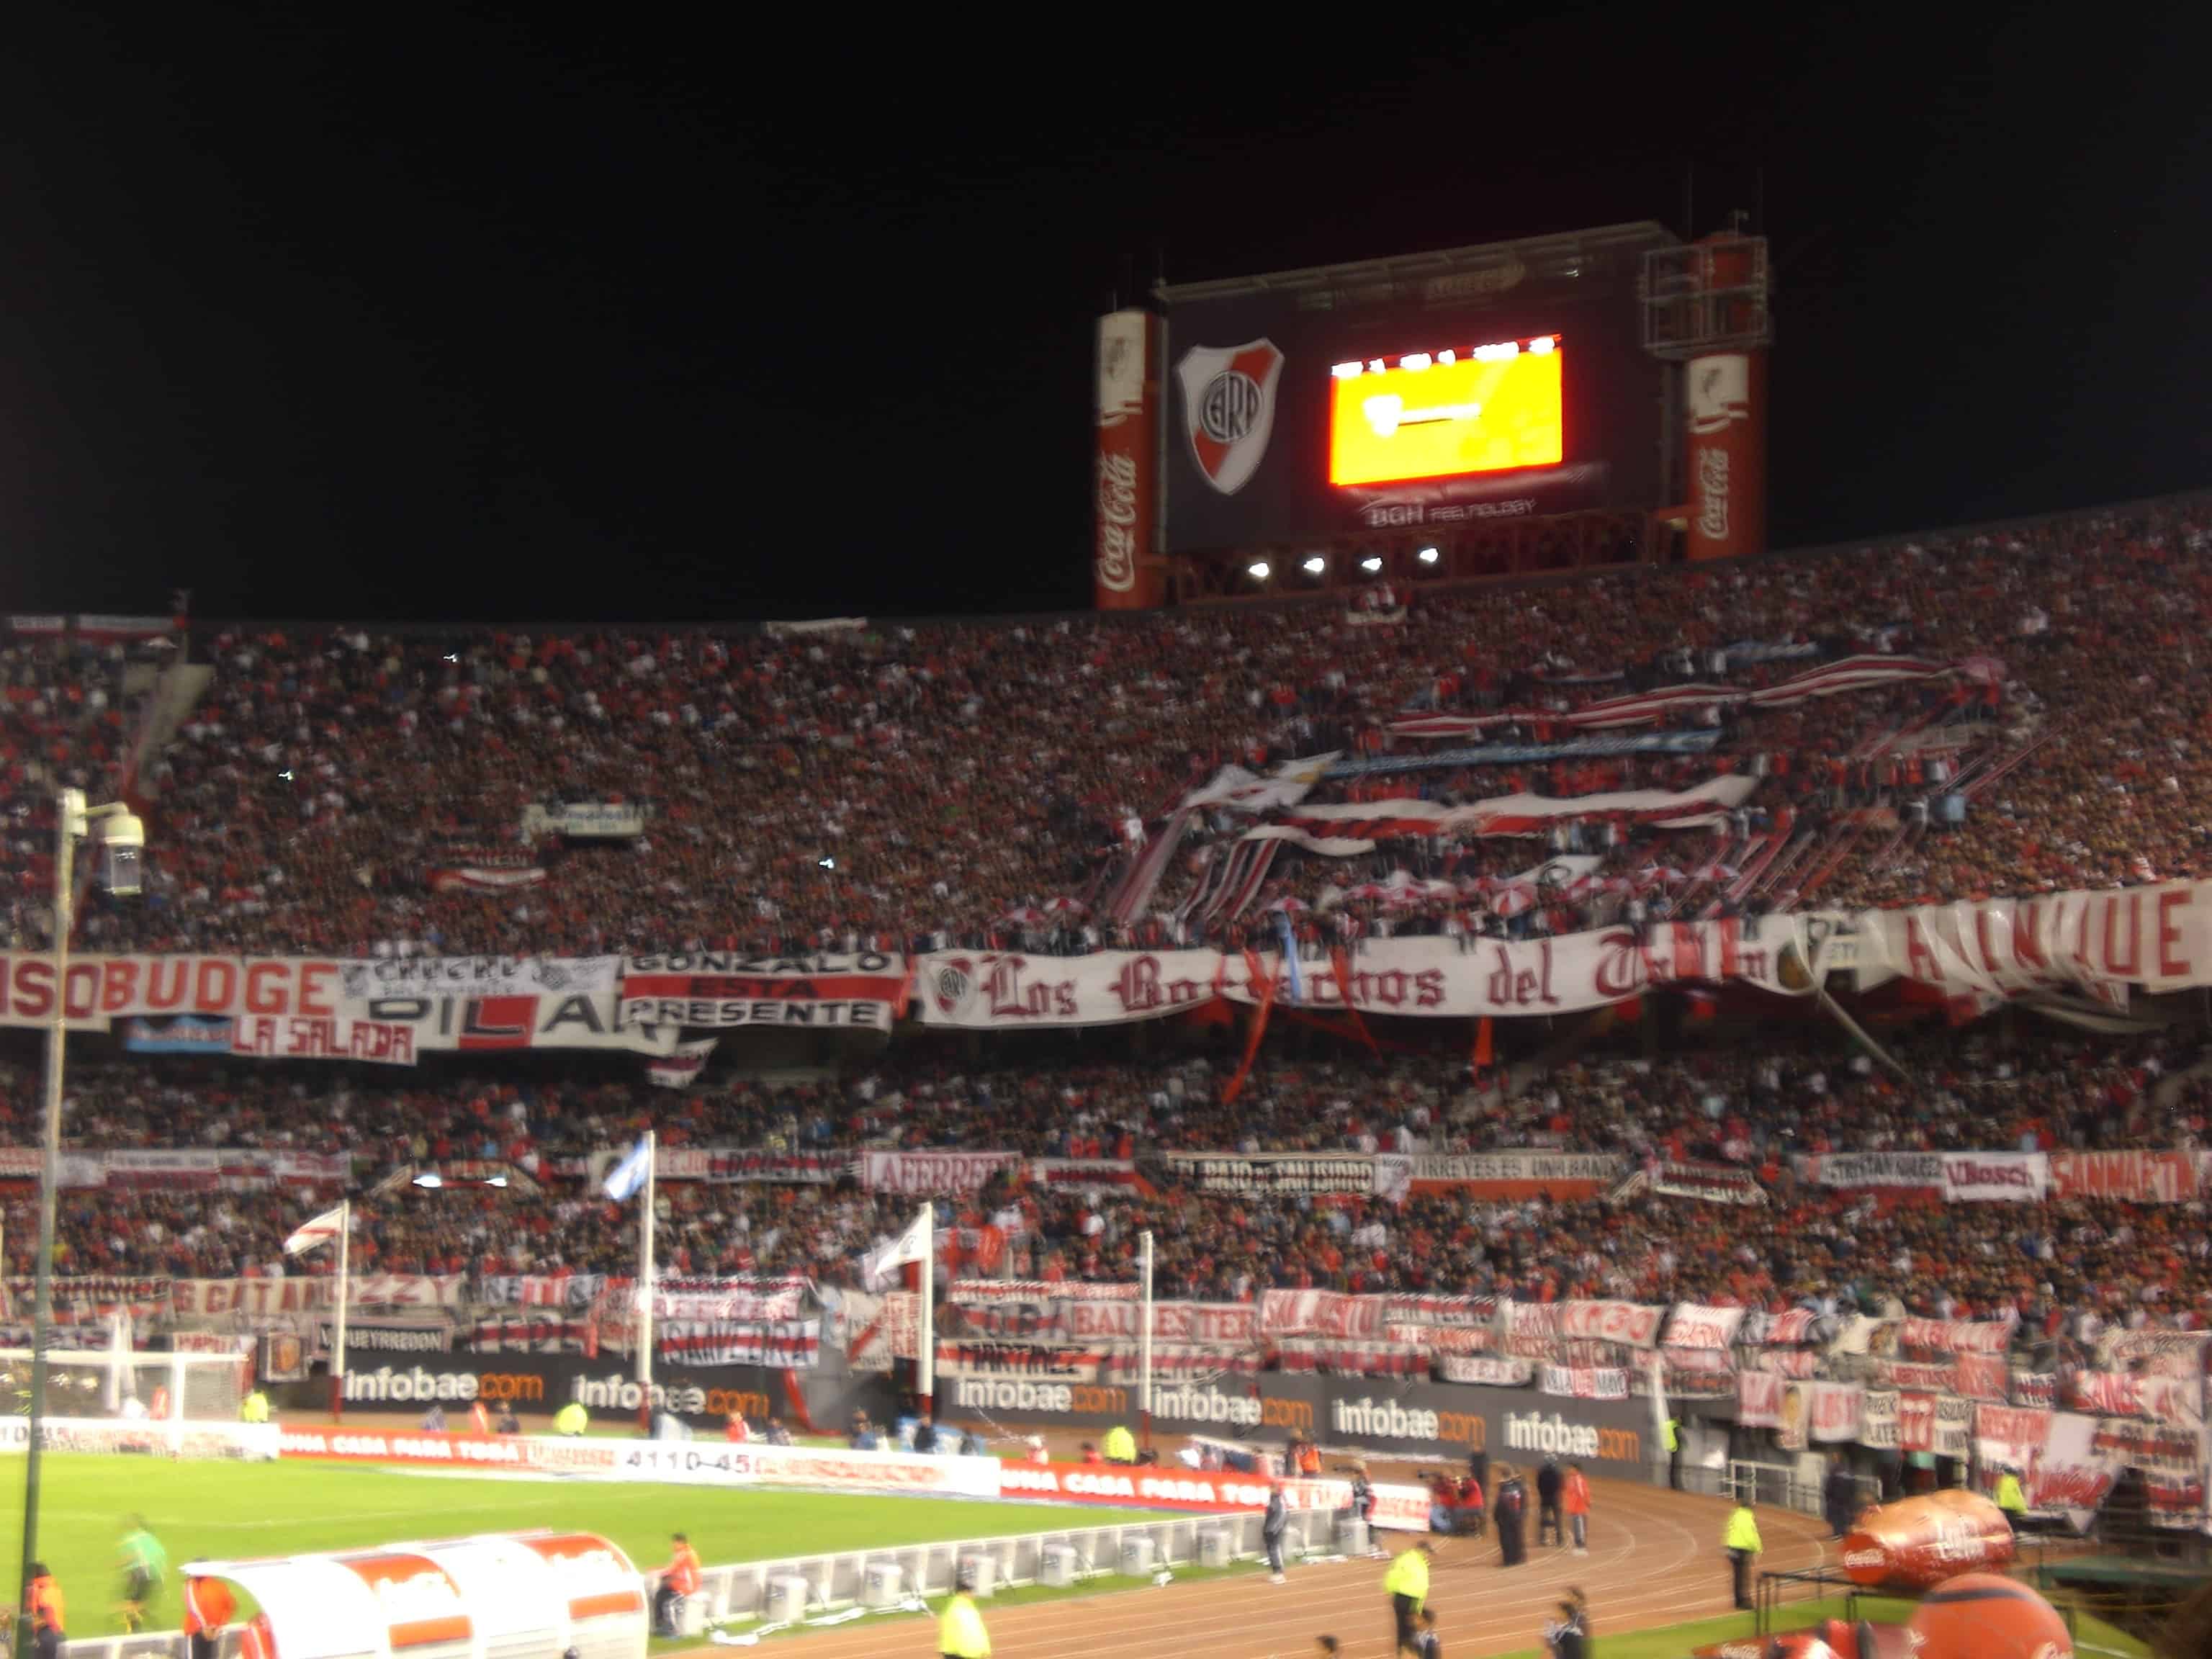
[863,1208,932,1290]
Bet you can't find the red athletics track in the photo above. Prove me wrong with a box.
[685,1477,1834,1658]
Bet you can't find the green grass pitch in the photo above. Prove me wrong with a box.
[0,1455,1159,1635]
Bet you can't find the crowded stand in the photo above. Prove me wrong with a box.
[22,493,2206,958]
[0,495,2208,1545]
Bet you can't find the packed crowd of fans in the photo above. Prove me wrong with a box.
[1,495,2199,958]
[1,1017,2203,1339]
[1,493,2210,1358]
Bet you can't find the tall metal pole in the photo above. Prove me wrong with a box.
[18,801,72,1659]
[635,1131,655,1431]
[331,1197,351,1421]
[917,1203,934,1421]
[1139,1230,1154,1453]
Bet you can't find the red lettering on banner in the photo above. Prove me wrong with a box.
[2104,894,2141,979]
[1110,956,1210,1015]
[101,959,136,1013]
[1974,908,2002,976]
[2159,888,2189,980]
[145,958,189,1012]
[245,961,285,1015]
[195,960,237,1015]
[66,961,99,1020]
[1905,917,1938,984]
[300,962,337,1017]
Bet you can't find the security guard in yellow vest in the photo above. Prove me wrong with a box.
[1382,1539,1433,1656]
[1725,1498,1763,1609]
[938,1562,991,1659]
[1995,1468,2028,1530]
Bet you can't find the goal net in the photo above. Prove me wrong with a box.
[0,1345,253,1424]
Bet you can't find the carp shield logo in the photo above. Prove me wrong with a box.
[1177,340,1283,495]
[930,959,976,1019]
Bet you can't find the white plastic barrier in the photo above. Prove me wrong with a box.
[176,1532,645,1659]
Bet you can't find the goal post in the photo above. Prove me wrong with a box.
[0,1346,252,1426]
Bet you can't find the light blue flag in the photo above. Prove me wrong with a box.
[603,1137,652,1202]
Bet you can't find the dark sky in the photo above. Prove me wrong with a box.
[1,6,2204,624]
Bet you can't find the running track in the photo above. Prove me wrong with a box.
[696,1478,1835,1658]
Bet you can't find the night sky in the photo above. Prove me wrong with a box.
[1,7,2204,625]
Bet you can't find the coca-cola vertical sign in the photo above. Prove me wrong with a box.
[1094,309,1161,609]
[1685,347,1768,562]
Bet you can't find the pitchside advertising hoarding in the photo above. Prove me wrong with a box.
[1159,248,1665,554]
[938,1372,1647,1473]
[307,1352,898,1432]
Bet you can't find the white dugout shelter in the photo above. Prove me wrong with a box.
[179,1532,646,1659]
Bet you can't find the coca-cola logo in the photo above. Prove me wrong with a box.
[1696,446,1731,541]
[1094,452,1139,592]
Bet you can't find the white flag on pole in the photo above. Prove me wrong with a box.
[284,1205,347,1256]
[863,1208,932,1290]
[603,1138,652,1203]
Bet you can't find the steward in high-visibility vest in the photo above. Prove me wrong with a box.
[1995,1470,2028,1524]
[1383,1540,1434,1655]
[938,1563,992,1658]
[240,1390,270,1424]
[1725,1501,1763,1610]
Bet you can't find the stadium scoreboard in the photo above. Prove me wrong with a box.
[1093,221,1749,608]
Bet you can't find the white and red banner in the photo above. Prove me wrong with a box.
[1955,1353,2013,1404]
[1807,1381,1864,1443]
[2069,1370,2204,1429]
[1651,1159,1768,1205]
[1737,1370,1784,1428]
[1410,1152,1624,1198]
[1261,1290,1387,1342]
[2049,1150,2199,1203]
[168,1275,465,1328]
[1390,1323,1491,1355]
[1899,1315,2016,1355]
[1558,1300,1665,1347]
[997,1462,1434,1531]
[1856,881,2212,997]
[860,1149,1022,1194]
[1541,1364,1628,1401]
[916,950,1223,1028]
[1277,775,1758,840]
[1940,1152,2049,1202]
[1896,1392,1974,1458]
[1974,1404,2051,1483]
[1665,1304,1746,1350]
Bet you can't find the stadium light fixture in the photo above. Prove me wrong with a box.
[1417,547,1440,565]
[1360,556,1383,574]
[1247,561,1271,581]
[22,789,145,1655]
[1303,556,1326,576]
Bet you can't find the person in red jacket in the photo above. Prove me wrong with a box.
[183,1576,237,1659]
[654,1534,701,1636]
[1563,1462,1592,1556]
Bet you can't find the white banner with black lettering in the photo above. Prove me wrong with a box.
[1439,1355,1534,1387]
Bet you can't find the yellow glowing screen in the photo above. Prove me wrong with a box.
[1327,344,1563,486]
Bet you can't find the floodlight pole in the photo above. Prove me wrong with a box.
[19,794,82,1659]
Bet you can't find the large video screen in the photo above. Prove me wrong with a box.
[1327,337,1563,486]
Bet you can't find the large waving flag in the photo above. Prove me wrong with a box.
[603,1138,653,1203]
[863,1208,932,1291]
[284,1204,347,1256]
